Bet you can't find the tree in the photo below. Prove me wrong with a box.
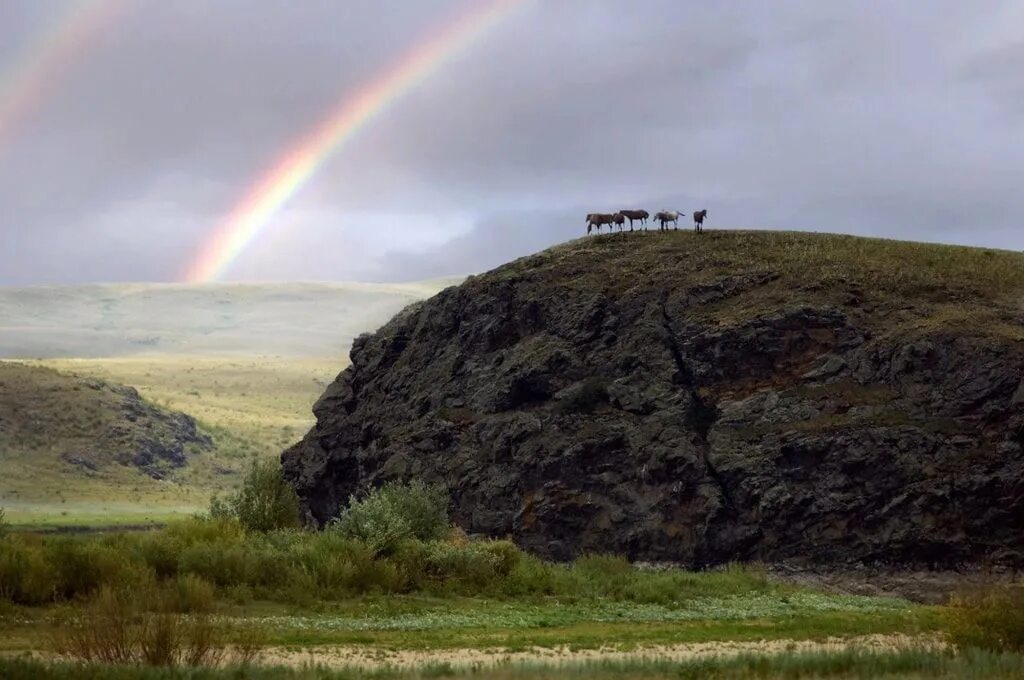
[209,459,300,532]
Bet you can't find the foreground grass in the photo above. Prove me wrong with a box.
[4,649,1024,679]
[0,597,936,654]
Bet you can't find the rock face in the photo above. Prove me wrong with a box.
[283,232,1024,568]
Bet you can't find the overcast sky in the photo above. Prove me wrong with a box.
[1,1,1022,285]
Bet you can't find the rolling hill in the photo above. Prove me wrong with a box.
[0,279,459,359]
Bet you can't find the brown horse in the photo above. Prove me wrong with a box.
[586,213,616,235]
[618,209,649,230]
[693,209,708,233]
[613,213,625,231]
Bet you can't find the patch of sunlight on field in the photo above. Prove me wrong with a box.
[2,499,202,527]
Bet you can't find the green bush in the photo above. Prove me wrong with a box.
[945,584,1024,653]
[208,459,300,533]
[330,480,449,555]
[46,538,153,601]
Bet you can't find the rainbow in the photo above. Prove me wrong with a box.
[184,0,527,283]
[0,0,124,148]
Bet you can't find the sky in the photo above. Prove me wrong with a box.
[0,0,1022,285]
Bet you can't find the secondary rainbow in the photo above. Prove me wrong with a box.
[185,0,527,283]
[0,0,124,148]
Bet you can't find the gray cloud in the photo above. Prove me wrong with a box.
[1,0,1022,285]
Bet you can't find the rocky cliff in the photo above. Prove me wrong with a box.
[283,231,1024,568]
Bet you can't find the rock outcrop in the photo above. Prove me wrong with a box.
[0,362,212,480]
[283,231,1024,568]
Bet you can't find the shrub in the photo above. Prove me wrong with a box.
[0,538,59,604]
[0,507,8,538]
[46,539,150,601]
[331,481,449,555]
[208,460,300,533]
[944,584,1024,653]
[170,574,215,614]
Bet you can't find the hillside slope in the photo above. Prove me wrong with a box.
[0,362,213,513]
[283,231,1024,568]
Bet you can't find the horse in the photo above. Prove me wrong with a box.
[586,213,616,235]
[618,209,649,231]
[693,209,708,233]
[613,212,626,231]
[653,210,680,230]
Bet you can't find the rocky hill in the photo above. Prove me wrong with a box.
[0,362,212,481]
[282,231,1024,568]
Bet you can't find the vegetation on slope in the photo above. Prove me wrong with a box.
[0,362,217,524]
[4,357,338,526]
[500,230,1024,340]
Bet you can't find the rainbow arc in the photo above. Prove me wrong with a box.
[185,0,527,283]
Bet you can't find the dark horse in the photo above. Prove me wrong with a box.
[693,209,708,233]
[618,209,649,231]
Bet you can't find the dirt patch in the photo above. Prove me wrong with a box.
[768,565,1024,604]
[256,634,940,670]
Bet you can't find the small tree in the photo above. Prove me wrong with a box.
[209,460,300,533]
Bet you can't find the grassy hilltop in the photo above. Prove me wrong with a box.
[502,230,1024,335]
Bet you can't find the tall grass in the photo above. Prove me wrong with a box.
[50,579,260,667]
[944,585,1024,653]
[0,516,775,606]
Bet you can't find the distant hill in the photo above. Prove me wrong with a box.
[0,279,460,359]
[0,362,214,516]
[284,230,1024,568]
